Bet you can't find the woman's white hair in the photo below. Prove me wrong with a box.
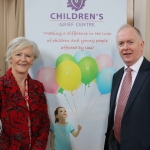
[6,37,40,61]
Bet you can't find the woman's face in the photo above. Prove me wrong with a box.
[10,46,34,75]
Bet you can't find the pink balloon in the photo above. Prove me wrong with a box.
[36,67,59,94]
[96,54,113,72]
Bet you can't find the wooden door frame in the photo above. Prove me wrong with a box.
[127,0,134,26]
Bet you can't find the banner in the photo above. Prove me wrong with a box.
[25,0,127,149]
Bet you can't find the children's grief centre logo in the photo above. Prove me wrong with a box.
[49,0,104,27]
[67,0,86,11]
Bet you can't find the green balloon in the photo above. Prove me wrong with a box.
[58,87,64,94]
[56,54,76,67]
[78,57,98,84]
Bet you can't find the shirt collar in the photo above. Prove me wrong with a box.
[124,56,144,72]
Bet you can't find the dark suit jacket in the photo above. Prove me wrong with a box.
[0,68,50,150]
[104,57,150,150]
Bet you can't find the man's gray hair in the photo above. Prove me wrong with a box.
[117,24,143,41]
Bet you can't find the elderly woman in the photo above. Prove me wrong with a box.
[0,37,50,150]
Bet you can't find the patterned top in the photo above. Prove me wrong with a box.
[0,68,50,150]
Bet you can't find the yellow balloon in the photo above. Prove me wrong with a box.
[56,61,81,91]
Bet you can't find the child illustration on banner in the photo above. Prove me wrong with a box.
[50,107,82,150]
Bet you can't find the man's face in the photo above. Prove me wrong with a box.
[117,27,144,67]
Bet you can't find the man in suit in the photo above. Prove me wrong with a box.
[104,24,150,150]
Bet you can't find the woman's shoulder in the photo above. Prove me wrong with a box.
[30,78,42,85]
[27,78,45,94]
[0,76,4,82]
[28,77,44,88]
[0,75,5,87]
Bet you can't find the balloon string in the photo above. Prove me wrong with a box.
[76,83,84,123]
[71,92,80,124]
[85,93,101,120]
[74,89,81,124]
[84,84,86,95]
[83,83,97,120]
[82,84,88,120]
[63,94,78,122]
[54,93,58,99]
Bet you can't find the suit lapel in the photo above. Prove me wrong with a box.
[110,68,124,110]
[123,58,150,117]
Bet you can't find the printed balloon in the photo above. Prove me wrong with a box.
[96,54,113,72]
[74,50,91,63]
[56,61,81,91]
[56,53,76,68]
[96,68,116,94]
[78,57,98,84]
[36,67,59,94]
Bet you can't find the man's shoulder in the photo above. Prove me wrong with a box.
[143,57,150,66]
[115,67,124,75]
